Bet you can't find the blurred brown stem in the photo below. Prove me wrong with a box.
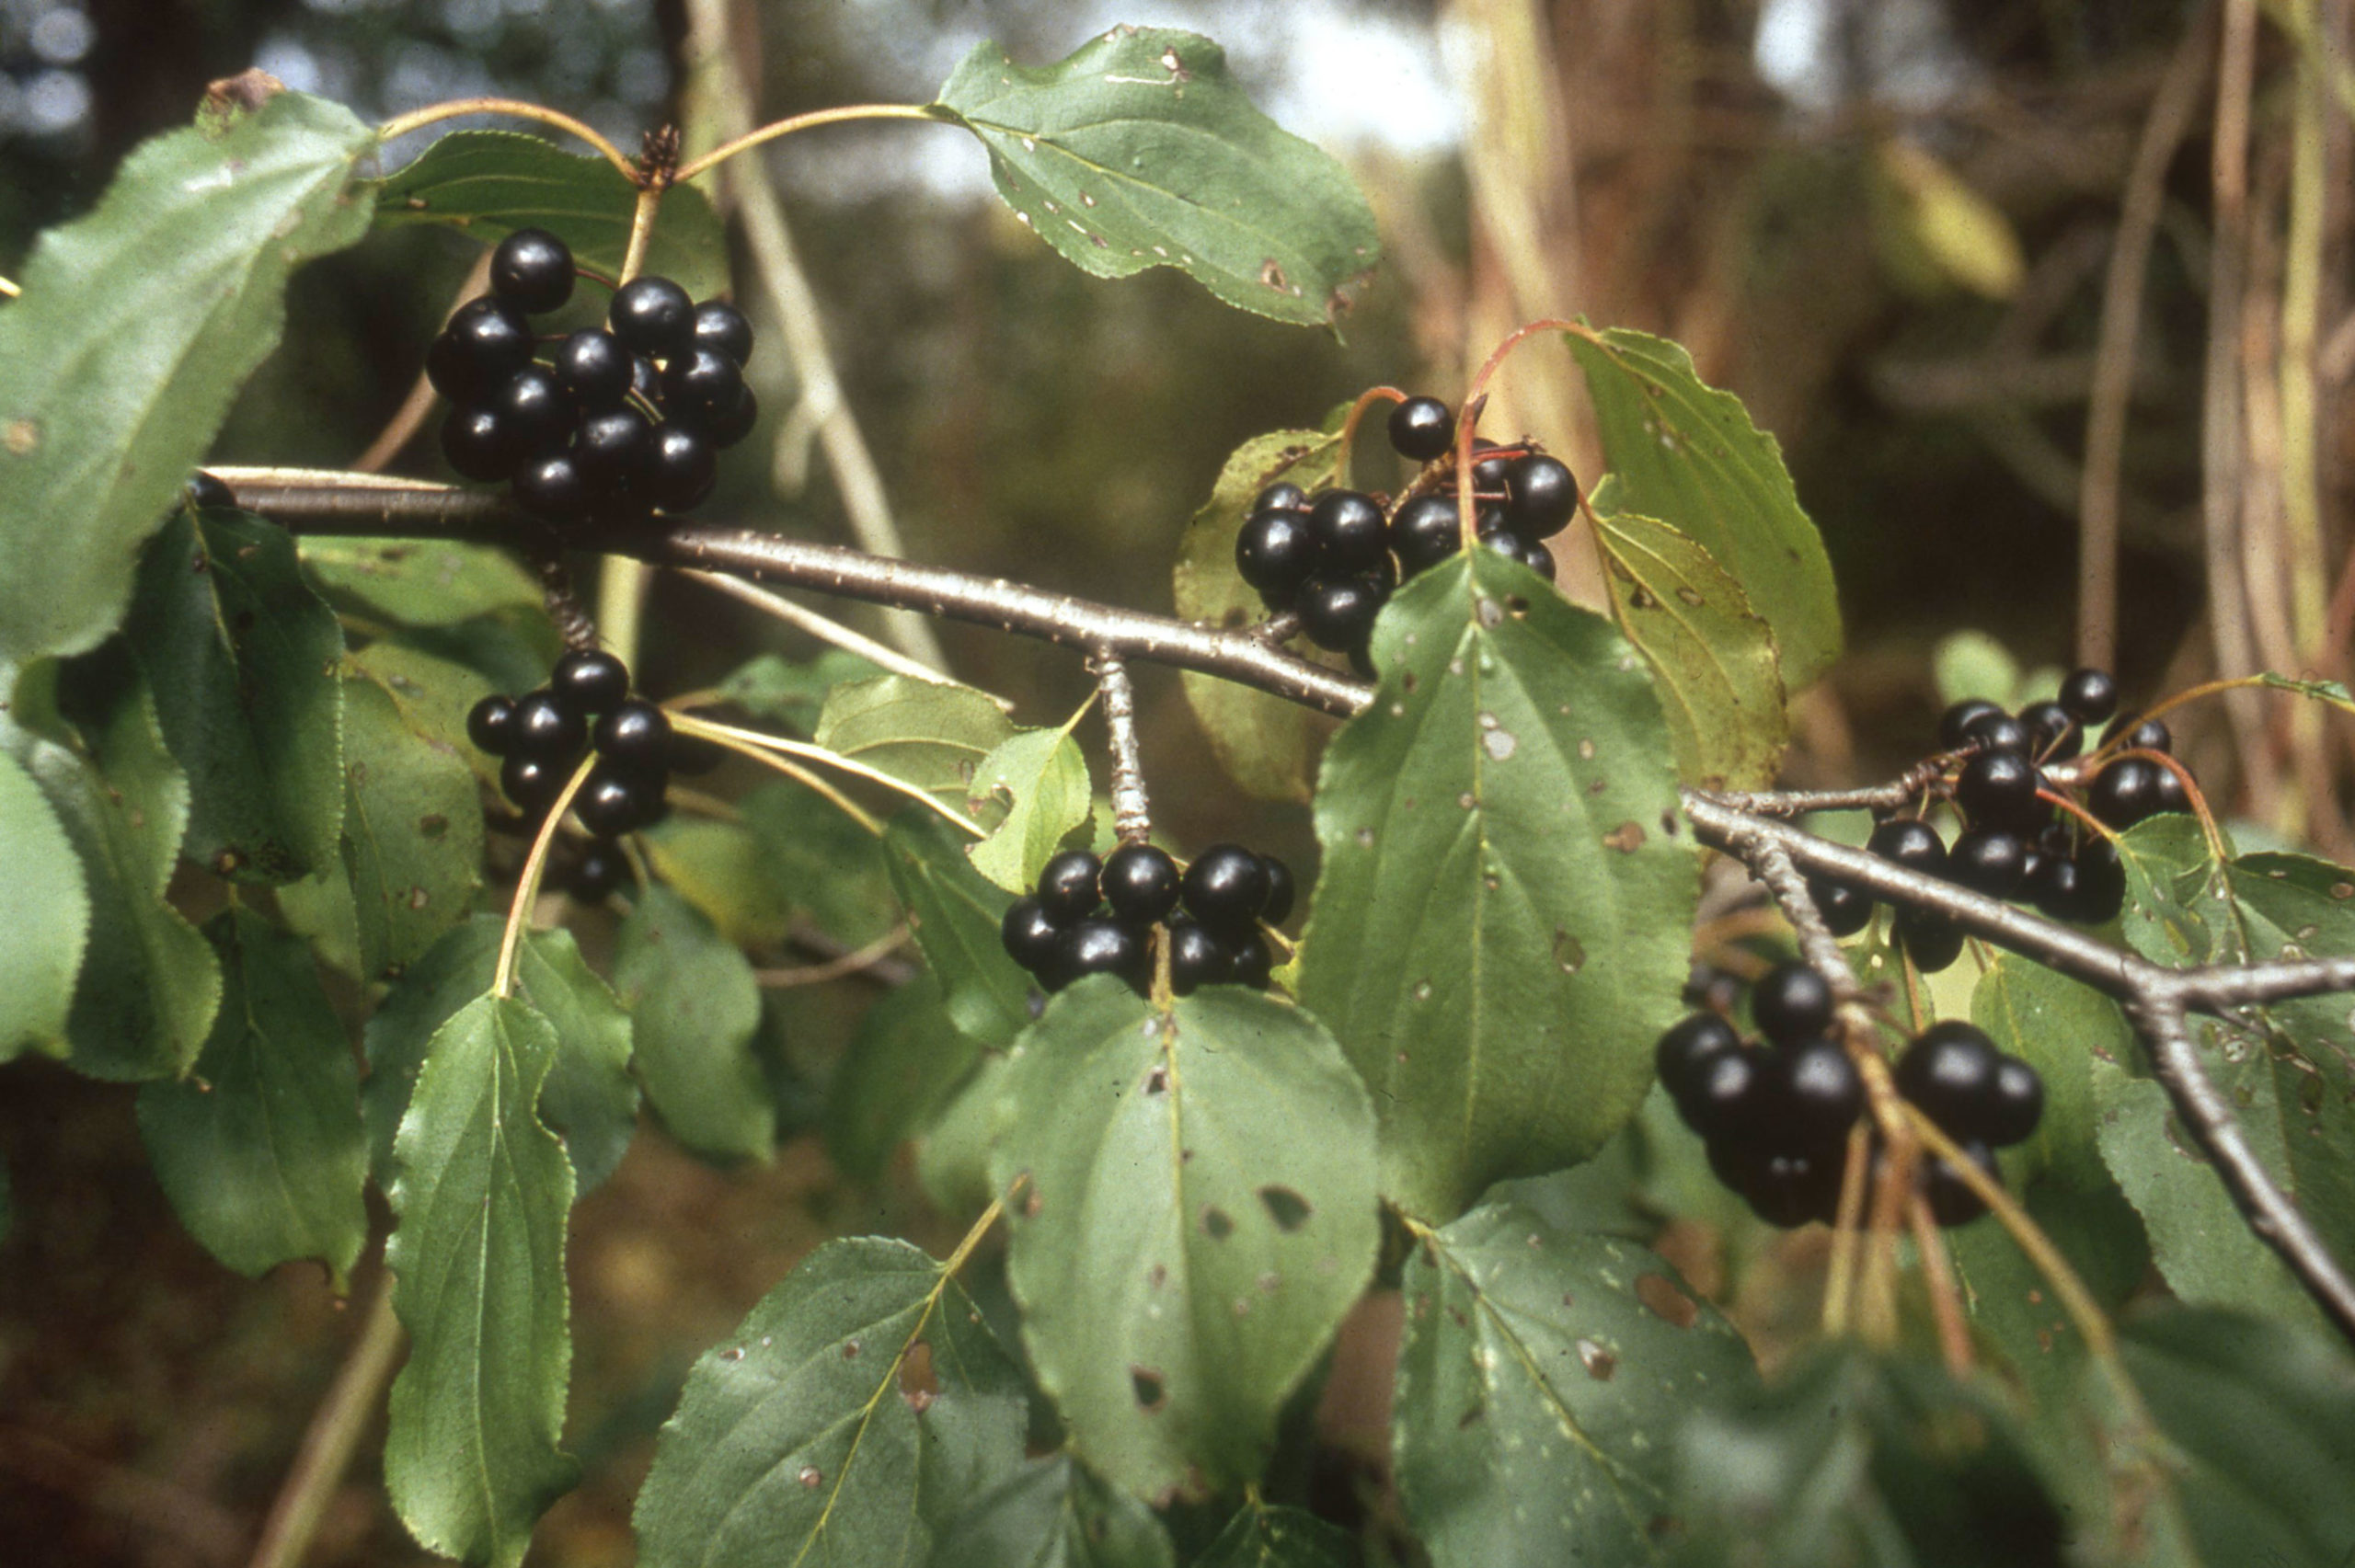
[247,1273,403,1568]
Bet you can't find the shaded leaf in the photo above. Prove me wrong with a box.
[827,976,982,1185]
[713,649,886,734]
[363,915,637,1195]
[0,747,87,1061]
[990,981,1379,1502]
[1591,507,1787,790]
[931,29,1379,327]
[373,129,729,299]
[932,1453,1175,1568]
[1396,1202,1759,1565]
[740,779,901,948]
[1170,426,1344,804]
[1567,326,1841,688]
[135,908,366,1282]
[917,1055,1011,1220]
[125,508,344,882]
[385,993,580,1568]
[613,885,772,1162]
[1195,1502,1352,1568]
[886,812,1033,1049]
[0,91,377,665]
[641,818,798,949]
[633,1236,1028,1567]
[967,724,1093,893]
[335,656,488,979]
[816,674,1017,806]
[299,536,543,629]
[1296,551,1694,1219]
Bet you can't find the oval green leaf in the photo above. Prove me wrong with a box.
[931,1453,1176,1568]
[0,747,87,1061]
[613,884,772,1163]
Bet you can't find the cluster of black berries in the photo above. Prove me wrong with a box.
[999,842,1294,997]
[428,227,756,526]
[1655,963,2042,1227]
[465,650,715,895]
[1810,667,2195,969]
[1233,395,1576,670]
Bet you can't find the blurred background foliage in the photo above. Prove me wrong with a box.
[6,0,2349,1562]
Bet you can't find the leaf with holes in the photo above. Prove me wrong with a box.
[363,915,637,1196]
[1171,426,1346,804]
[0,747,87,1061]
[1394,1202,1757,1564]
[1590,505,1786,791]
[633,1237,1028,1568]
[134,908,367,1284]
[124,508,344,883]
[988,980,1379,1503]
[931,1453,1176,1567]
[384,993,580,1568]
[331,653,488,979]
[1196,1501,1353,1567]
[966,723,1093,893]
[0,89,377,666]
[1567,326,1841,688]
[815,674,1017,809]
[1296,550,1694,1220]
[931,29,1379,327]
[299,537,544,630]
[613,885,771,1163]
[373,129,730,300]
[886,812,1033,1050]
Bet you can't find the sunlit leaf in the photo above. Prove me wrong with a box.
[966,723,1092,893]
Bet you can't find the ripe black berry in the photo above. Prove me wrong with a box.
[1894,1021,2000,1135]
[427,297,534,404]
[1501,454,1578,540]
[1230,931,1275,990]
[1183,843,1269,932]
[1751,961,1833,1047]
[441,405,518,483]
[1924,1141,1999,1226]
[1947,826,2028,899]
[1778,1038,1865,1147]
[2016,699,2082,761]
[668,732,727,776]
[1259,855,1296,925]
[2088,758,2159,828]
[1811,876,1874,936]
[2058,667,2119,726]
[1467,450,1511,495]
[661,346,747,426]
[1894,906,1965,972]
[511,690,587,761]
[500,752,565,812]
[1167,921,1233,994]
[1739,1148,1840,1229]
[1680,1048,1768,1142]
[550,649,630,715]
[593,698,672,771]
[186,470,235,510]
[1956,750,2046,831]
[1390,495,1464,578]
[575,763,664,838]
[2150,763,2190,817]
[1060,918,1146,988]
[1036,850,1103,924]
[2106,715,2172,754]
[494,366,576,456]
[646,425,718,513]
[692,300,754,366]
[554,329,633,410]
[2072,839,2126,923]
[1101,842,1180,924]
[466,693,516,755]
[1938,698,2003,751]
[1306,490,1387,574]
[1253,482,1307,514]
[1984,1058,2045,1147]
[489,226,575,315]
[574,409,654,490]
[1961,709,2031,757]
[1297,576,1386,653]
[570,840,629,902]
[1520,539,1557,584]
[2024,852,2083,921]
[703,386,759,450]
[1868,818,1947,877]
[1656,1013,1740,1106]
[1001,897,1063,973]
[609,275,697,358]
[1235,509,1319,605]
[1387,395,1455,463]
[514,452,592,521]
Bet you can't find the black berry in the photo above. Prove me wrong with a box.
[592,698,672,771]
[1656,1013,1740,1106]
[1811,876,1874,936]
[1868,818,1947,877]
[692,300,754,366]
[1183,843,1270,932]
[511,690,587,761]
[1002,897,1063,973]
[1956,750,2046,831]
[1253,482,1307,514]
[1387,395,1455,462]
[1501,454,1578,540]
[489,226,575,315]
[1961,709,2031,757]
[2058,667,2119,726]
[1236,509,1319,605]
[1894,1021,2001,1136]
[1680,1048,1768,1142]
[609,275,696,358]
[1297,575,1386,654]
[1751,961,1833,1047]
[186,471,236,510]
[1938,698,2004,751]
[2072,839,2126,923]
[494,366,575,456]
[1036,850,1103,924]
[514,452,592,521]
[2024,852,2083,921]
[2088,758,2159,828]
[2016,699,2082,761]
[1101,842,1181,924]
[575,763,664,838]
[1924,1141,2000,1226]
[2150,763,2190,817]
[1778,1038,1865,1147]
[574,408,654,490]
[500,752,565,812]
[2106,716,2172,754]
[427,297,534,404]
[1168,921,1234,994]
[553,329,633,410]
[441,405,518,483]
[550,649,630,715]
[570,840,629,902]
[1947,826,2028,899]
[1229,931,1275,990]
[1894,906,1965,972]
[1390,495,1464,578]
[1306,490,1387,574]
[1060,918,1146,988]
[1519,539,1557,584]
[703,386,759,450]
[646,425,718,513]
[466,693,516,755]
[1258,855,1296,925]
[661,346,747,426]
[1984,1058,2045,1147]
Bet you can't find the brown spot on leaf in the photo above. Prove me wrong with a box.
[1603,821,1647,852]
[1258,1186,1311,1232]
[1575,1338,1616,1379]
[1260,258,1290,292]
[1131,1367,1167,1411]
[1201,1206,1235,1240]
[1636,1273,1699,1328]
[899,1339,937,1411]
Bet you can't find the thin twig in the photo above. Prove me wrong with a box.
[673,102,949,185]
[754,922,911,988]
[376,97,635,179]
[681,567,990,697]
[1095,650,1151,843]
[247,1273,405,1568]
[355,251,492,474]
[0,273,18,298]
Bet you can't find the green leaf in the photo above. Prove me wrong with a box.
[0,91,378,666]
[1591,509,1788,790]
[1195,1502,1352,1568]
[931,1453,1176,1568]
[739,779,901,949]
[966,724,1093,893]
[124,509,344,883]
[931,29,1380,327]
[613,885,772,1162]
[1933,629,2023,709]
[299,536,543,629]
[1296,551,1694,1219]
[917,1056,1012,1220]
[134,908,367,1283]
[384,993,580,1568]
[715,649,889,733]
[1170,427,1344,804]
[364,916,638,1196]
[373,129,730,300]
[990,981,1379,1503]
[827,977,982,1185]
[633,1236,1028,1567]
[816,674,1017,806]
[885,813,1034,1050]
[32,673,221,1080]
[335,653,489,979]
[2253,670,2355,712]
[1668,1345,2067,1568]
[0,748,87,1061]
[1970,956,2130,1196]
[640,818,798,950]
[1567,327,1841,689]
[1395,1202,1760,1565]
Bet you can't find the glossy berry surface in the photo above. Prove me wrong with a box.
[1961,709,2031,757]
[1036,850,1103,924]
[511,691,586,760]
[646,425,718,512]
[1297,576,1385,653]
[1868,818,1947,877]
[1235,509,1318,603]
[1306,490,1387,573]
[1060,918,1145,987]
[1811,876,1874,936]
[1229,932,1274,990]
[1001,897,1063,973]
[1501,454,1578,540]
[1519,539,1557,584]
[2072,839,2126,924]
[1680,1048,1767,1141]
[2150,764,2190,816]
[1938,698,2003,751]
[186,471,236,510]
[2088,758,2159,828]
[1387,395,1455,462]
[575,765,662,838]
[1390,495,1464,578]
[1956,750,2045,830]
[2107,716,2172,753]
[550,650,630,715]
[1656,1013,1740,1105]
[608,275,696,358]
[554,329,632,410]
[1924,1142,1999,1226]
[1894,1021,2001,1134]
[1778,1038,1864,1146]
[500,753,564,812]
[1894,906,1965,972]
[494,366,575,455]
[1947,826,2028,899]
[570,841,628,902]
[1751,962,1832,1047]
[2024,853,2083,921]
[489,226,574,314]
[1101,842,1181,924]
[2058,667,2119,725]
[703,386,759,450]
[592,699,672,770]
[661,346,746,425]
[1258,855,1295,925]
[1183,844,1270,932]
[574,408,653,488]
[466,694,516,755]
[2016,699,2082,761]
[426,298,534,403]
[1253,482,1307,514]
[515,452,592,520]
[1167,921,1233,994]
[441,406,517,483]
[692,300,754,366]
[1984,1058,2046,1147]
